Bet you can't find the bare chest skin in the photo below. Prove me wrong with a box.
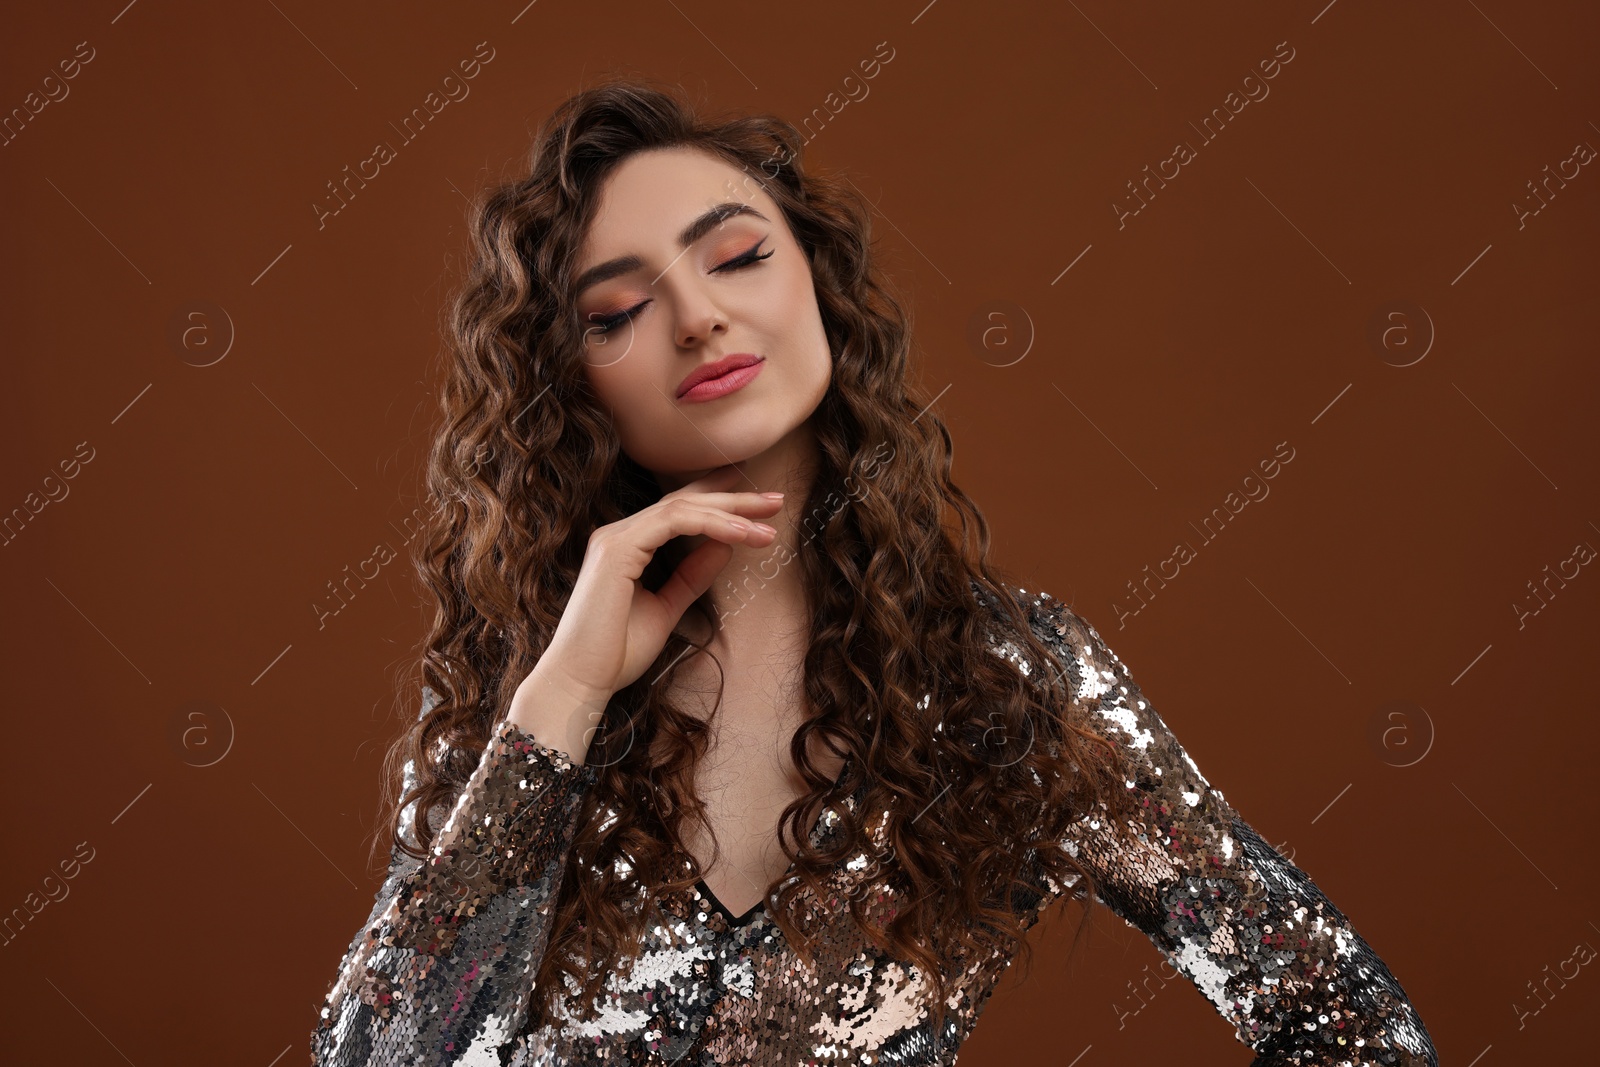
[659,615,844,919]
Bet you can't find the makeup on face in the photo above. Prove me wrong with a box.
[575,202,775,340]
[676,354,766,403]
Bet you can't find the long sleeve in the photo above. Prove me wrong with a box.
[311,686,599,1066]
[1022,592,1437,1066]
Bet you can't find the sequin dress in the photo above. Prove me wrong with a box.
[311,587,1438,1066]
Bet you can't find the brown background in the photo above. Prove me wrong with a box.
[3,0,1595,1063]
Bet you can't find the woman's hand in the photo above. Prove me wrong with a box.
[514,466,782,746]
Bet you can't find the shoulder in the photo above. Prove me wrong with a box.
[974,579,1114,676]
[972,581,1154,741]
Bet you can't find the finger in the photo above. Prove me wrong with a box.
[655,536,736,621]
[675,491,785,516]
[627,502,772,556]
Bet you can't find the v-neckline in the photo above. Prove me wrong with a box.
[691,756,854,928]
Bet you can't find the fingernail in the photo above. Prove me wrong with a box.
[761,492,785,500]
[753,522,776,534]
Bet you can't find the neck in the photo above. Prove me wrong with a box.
[654,424,820,633]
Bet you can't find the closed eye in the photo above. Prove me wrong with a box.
[585,239,775,335]
[712,239,775,274]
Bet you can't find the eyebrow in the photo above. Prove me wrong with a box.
[572,202,771,298]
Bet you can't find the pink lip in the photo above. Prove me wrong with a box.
[676,354,765,402]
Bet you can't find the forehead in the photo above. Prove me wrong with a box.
[578,147,774,262]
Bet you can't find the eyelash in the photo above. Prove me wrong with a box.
[587,241,775,334]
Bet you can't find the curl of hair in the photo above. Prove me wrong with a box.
[375,75,1135,1039]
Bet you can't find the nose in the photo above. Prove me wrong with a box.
[671,279,731,349]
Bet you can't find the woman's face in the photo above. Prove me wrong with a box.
[571,146,833,483]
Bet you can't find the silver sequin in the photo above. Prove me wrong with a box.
[311,587,1437,1066]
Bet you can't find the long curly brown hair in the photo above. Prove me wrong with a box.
[378,75,1134,1039]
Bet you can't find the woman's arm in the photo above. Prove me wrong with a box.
[311,686,599,1067]
[1023,592,1438,1067]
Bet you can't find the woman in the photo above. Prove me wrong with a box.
[311,79,1437,1066]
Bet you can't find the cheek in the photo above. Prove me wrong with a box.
[585,362,631,412]
[579,324,637,372]
[585,358,665,433]
[745,257,825,345]
[581,322,652,394]
[782,267,830,355]
[782,260,820,318]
